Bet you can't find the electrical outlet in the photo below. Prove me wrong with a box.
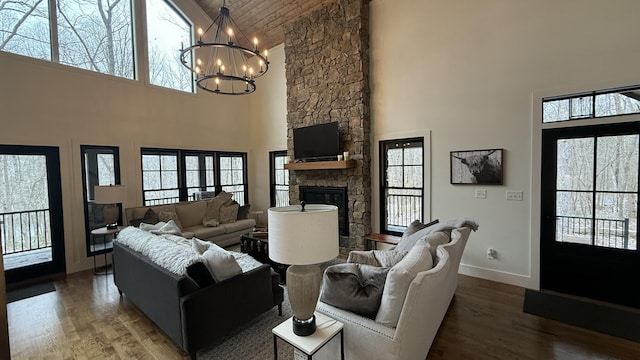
[506,190,523,201]
[487,248,497,260]
[475,189,487,199]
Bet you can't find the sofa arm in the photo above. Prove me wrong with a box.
[179,264,276,354]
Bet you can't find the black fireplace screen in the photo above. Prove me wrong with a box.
[299,186,348,236]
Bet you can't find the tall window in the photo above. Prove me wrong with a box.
[146,0,193,92]
[184,152,215,199]
[380,138,424,235]
[57,0,134,78]
[219,152,248,205]
[80,145,121,256]
[270,151,289,207]
[0,0,52,60]
[141,149,179,205]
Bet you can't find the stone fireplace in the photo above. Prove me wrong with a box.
[284,0,370,255]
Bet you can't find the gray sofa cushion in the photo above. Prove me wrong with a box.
[320,263,390,319]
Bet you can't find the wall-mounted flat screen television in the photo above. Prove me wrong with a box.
[293,122,340,161]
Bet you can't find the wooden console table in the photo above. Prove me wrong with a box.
[365,233,401,250]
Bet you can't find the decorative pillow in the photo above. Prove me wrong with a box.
[347,249,408,268]
[237,204,251,220]
[320,263,390,319]
[186,261,216,288]
[143,208,159,225]
[192,237,212,255]
[158,211,183,230]
[149,220,182,236]
[202,191,233,225]
[202,246,243,282]
[129,218,144,227]
[219,202,239,224]
[395,219,439,253]
[375,238,434,327]
[403,219,429,237]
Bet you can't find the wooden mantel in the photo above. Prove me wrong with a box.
[284,160,355,170]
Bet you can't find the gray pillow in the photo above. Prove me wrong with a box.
[404,219,429,237]
[142,208,159,224]
[320,263,390,319]
[396,219,440,253]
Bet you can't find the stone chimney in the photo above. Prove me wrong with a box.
[284,0,371,255]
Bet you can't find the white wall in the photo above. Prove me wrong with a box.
[367,0,640,288]
[247,44,288,226]
[0,0,252,273]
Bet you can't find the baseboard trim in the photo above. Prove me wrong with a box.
[523,289,640,343]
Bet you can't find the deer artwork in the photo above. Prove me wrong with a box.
[452,150,502,184]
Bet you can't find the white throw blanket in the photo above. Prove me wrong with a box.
[116,226,262,275]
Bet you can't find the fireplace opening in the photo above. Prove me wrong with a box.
[299,186,348,236]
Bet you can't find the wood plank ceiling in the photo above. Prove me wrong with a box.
[193,0,336,51]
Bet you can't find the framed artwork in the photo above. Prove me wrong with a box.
[450,149,503,185]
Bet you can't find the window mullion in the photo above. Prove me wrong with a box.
[591,137,598,246]
[49,0,59,62]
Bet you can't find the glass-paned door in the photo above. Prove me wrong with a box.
[0,145,65,283]
[541,122,640,308]
[80,145,121,257]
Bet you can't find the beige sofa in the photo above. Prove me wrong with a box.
[124,200,255,247]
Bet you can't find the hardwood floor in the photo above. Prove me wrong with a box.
[6,270,639,359]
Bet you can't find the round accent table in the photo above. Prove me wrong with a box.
[90,226,123,274]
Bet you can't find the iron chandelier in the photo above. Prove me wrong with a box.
[179,1,269,95]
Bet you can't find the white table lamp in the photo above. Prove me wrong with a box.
[268,203,338,336]
[94,185,126,229]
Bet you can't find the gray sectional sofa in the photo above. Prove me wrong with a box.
[113,234,283,359]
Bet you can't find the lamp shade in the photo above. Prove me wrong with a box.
[268,204,339,265]
[94,185,126,204]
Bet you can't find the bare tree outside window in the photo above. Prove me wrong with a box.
[0,0,51,60]
[56,0,134,78]
[146,0,192,92]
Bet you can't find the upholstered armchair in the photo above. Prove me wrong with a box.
[312,227,472,360]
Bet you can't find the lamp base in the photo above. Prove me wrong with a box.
[292,314,316,336]
[106,224,118,230]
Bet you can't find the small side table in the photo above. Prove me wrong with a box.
[272,312,344,360]
[366,233,401,250]
[90,226,122,274]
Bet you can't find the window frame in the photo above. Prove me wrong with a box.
[379,137,425,236]
[145,0,194,92]
[217,151,249,205]
[140,148,248,206]
[80,145,121,257]
[141,148,181,205]
[543,85,640,123]
[269,150,289,207]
